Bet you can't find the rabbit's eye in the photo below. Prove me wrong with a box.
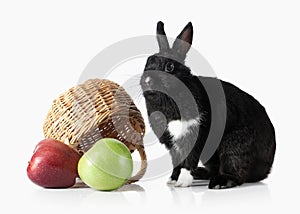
[165,62,174,72]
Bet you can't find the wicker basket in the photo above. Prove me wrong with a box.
[43,79,146,183]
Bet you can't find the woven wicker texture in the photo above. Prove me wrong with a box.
[43,79,146,183]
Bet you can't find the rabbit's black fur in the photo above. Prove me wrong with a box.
[140,22,276,189]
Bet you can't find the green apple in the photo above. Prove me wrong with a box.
[78,138,133,191]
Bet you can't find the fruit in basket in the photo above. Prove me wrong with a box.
[27,139,82,188]
[78,138,133,191]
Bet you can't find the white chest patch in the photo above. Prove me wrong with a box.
[167,117,199,141]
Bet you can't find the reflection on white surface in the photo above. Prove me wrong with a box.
[23,177,273,214]
[200,182,271,205]
[165,181,272,212]
[169,181,271,205]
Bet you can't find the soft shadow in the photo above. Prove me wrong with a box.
[78,183,146,208]
[71,178,89,188]
[167,180,208,205]
[168,181,271,206]
[32,179,146,208]
[114,184,145,192]
[199,182,272,205]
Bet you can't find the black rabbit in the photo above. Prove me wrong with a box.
[140,21,276,189]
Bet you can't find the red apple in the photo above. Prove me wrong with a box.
[27,139,82,188]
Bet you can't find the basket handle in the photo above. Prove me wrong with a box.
[126,144,147,184]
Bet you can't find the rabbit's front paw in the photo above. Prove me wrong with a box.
[174,169,193,187]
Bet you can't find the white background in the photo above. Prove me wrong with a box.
[1,0,299,213]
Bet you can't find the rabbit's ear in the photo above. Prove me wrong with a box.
[172,22,193,59]
[157,21,170,52]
